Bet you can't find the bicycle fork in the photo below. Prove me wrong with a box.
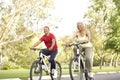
[40,54,50,74]
[40,54,54,80]
[74,49,81,71]
[77,49,81,70]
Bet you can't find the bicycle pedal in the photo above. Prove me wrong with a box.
[74,69,79,72]
[90,77,94,80]
[34,70,40,74]
[34,68,41,74]
[50,72,54,75]
[44,70,49,75]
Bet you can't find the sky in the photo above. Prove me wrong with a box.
[50,0,90,38]
[0,0,90,38]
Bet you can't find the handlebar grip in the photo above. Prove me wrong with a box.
[30,48,41,51]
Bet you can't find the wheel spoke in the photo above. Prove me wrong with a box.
[69,58,83,80]
[30,60,42,80]
[55,61,62,80]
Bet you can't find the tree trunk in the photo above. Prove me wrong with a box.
[99,49,105,69]
[0,46,2,64]
[99,55,104,69]
[109,54,115,66]
[115,53,119,67]
[0,55,2,64]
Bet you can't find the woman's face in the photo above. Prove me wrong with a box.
[77,22,84,31]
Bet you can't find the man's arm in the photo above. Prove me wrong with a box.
[31,40,42,48]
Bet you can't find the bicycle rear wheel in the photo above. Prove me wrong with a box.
[50,61,62,80]
[30,60,42,80]
[56,61,62,80]
[69,58,83,80]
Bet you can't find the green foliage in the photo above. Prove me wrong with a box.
[92,0,105,12]
[113,0,120,13]
[84,0,120,67]
[1,61,20,70]
[1,34,36,69]
[56,36,74,64]
[105,1,120,52]
[0,0,55,69]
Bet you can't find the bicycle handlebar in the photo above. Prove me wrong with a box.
[30,48,41,51]
[67,42,88,47]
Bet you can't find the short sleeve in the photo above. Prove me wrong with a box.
[39,35,44,42]
[51,34,55,39]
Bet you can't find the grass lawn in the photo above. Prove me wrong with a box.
[92,66,120,73]
[0,66,120,79]
[0,69,29,79]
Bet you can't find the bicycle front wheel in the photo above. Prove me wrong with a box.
[69,58,83,80]
[85,72,94,80]
[30,60,42,80]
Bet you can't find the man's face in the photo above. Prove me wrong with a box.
[44,27,49,34]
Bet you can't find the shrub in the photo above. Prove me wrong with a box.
[1,61,20,70]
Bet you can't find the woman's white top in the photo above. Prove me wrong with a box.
[75,32,93,48]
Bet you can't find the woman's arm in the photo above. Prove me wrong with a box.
[67,32,77,45]
[86,29,91,41]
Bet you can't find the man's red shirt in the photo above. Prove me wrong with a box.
[40,33,58,51]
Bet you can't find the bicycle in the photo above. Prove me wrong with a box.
[30,48,62,80]
[68,43,94,80]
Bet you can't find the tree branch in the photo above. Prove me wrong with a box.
[0,33,34,46]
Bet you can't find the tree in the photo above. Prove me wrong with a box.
[84,0,117,68]
[105,0,120,67]
[56,35,74,64]
[0,0,54,69]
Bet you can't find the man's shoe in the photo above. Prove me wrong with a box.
[53,69,57,78]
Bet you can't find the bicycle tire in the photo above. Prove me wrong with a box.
[85,72,89,80]
[50,61,62,80]
[56,61,62,80]
[30,60,42,80]
[85,72,94,80]
[69,58,83,80]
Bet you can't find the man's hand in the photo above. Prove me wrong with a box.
[30,47,34,50]
[48,47,52,51]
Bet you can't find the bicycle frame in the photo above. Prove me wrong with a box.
[76,45,81,71]
[70,43,81,69]
[30,48,62,80]
[39,51,51,74]
[74,43,86,72]
[69,43,91,80]
[69,43,94,80]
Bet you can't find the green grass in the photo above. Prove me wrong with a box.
[0,69,29,79]
[92,66,120,73]
[0,66,120,79]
